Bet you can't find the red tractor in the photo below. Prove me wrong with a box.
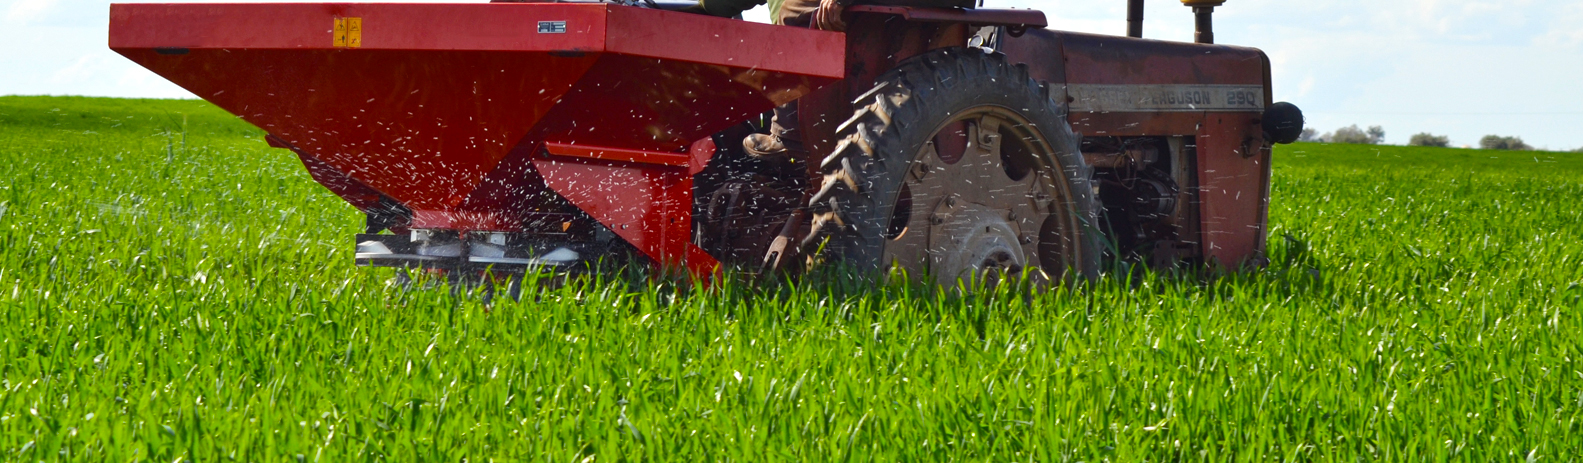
[110,0,1303,286]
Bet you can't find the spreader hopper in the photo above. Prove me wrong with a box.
[111,2,844,272]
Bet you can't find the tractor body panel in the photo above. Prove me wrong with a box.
[1001,30,1274,267]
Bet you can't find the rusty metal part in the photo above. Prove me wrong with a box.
[883,107,1067,285]
[926,196,1030,283]
[761,208,808,273]
[1082,143,1159,169]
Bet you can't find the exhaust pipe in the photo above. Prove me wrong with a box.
[1127,0,1144,38]
[1181,0,1225,44]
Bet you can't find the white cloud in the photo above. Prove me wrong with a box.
[1293,76,1315,100]
[4,0,59,23]
[1534,3,1583,49]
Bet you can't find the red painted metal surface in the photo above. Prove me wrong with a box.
[536,140,717,270]
[544,142,691,167]
[1057,32,1266,87]
[1196,113,1269,267]
[289,143,385,212]
[112,3,840,212]
[685,138,716,177]
[529,154,718,275]
[997,28,1066,86]
[844,5,1047,29]
[111,2,841,275]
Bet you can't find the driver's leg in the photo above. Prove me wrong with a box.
[742,0,820,159]
[744,103,801,158]
[772,0,819,26]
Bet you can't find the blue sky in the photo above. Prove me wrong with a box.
[5,0,1581,150]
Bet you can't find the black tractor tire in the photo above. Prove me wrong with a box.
[803,47,1101,282]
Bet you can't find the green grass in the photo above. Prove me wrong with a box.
[3,95,1582,461]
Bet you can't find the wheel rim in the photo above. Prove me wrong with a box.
[880,106,1082,285]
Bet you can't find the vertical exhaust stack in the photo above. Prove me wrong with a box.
[1127,0,1144,38]
[1182,0,1225,44]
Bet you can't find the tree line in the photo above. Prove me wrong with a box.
[1297,126,1580,152]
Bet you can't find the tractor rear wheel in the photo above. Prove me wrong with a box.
[805,48,1100,285]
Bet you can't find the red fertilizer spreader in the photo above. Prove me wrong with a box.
[112,0,1304,285]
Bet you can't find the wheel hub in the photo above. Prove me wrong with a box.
[928,197,1028,281]
[880,107,1071,285]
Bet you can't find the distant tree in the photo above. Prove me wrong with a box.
[1298,128,1319,142]
[1324,125,1383,145]
[1479,135,1532,151]
[1366,126,1386,144]
[1408,133,1450,147]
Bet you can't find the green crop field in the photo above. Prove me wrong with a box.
[2,95,1581,461]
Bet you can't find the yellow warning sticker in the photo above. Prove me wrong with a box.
[333,17,362,48]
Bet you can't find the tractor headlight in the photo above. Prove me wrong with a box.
[1263,101,1305,145]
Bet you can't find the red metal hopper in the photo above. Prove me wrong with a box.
[111,2,845,273]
